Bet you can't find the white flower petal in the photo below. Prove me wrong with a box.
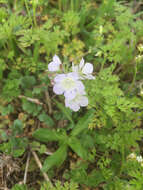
[136,156,143,163]
[84,74,95,80]
[79,96,88,107]
[72,63,78,73]
[64,90,76,100]
[48,61,60,72]
[65,98,70,107]
[71,104,80,112]
[67,72,79,80]
[65,99,80,112]
[76,81,85,92]
[53,54,61,65]
[53,83,64,95]
[82,63,93,75]
[54,74,66,83]
[79,58,84,69]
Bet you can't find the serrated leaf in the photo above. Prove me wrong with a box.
[86,169,105,187]
[71,109,95,137]
[33,128,63,142]
[42,144,68,172]
[68,137,88,160]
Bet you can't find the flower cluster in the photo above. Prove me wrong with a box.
[48,55,95,111]
[127,153,143,167]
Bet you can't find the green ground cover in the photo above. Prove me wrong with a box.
[0,0,143,189]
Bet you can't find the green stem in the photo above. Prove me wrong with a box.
[128,62,137,92]
[132,62,137,88]
[33,4,37,27]
[58,0,62,11]
[63,0,67,11]
[75,0,80,11]
[24,0,33,27]
[70,0,74,11]
[100,57,106,72]
[14,0,17,10]
[119,144,125,175]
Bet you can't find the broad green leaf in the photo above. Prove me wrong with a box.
[39,144,47,154]
[0,104,14,116]
[71,109,95,137]
[22,99,42,116]
[54,100,74,124]
[10,137,27,157]
[38,112,54,126]
[12,119,23,135]
[42,144,68,172]
[33,128,63,142]
[20,76,36,89]
[12,147,25,157]
[68,137,88,160]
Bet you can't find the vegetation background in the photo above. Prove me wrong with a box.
[0,0,143,189]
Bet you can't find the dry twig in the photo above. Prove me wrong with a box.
[19,95,43,105]
[45,91,53,114]
[23,152,31,185]
[31,150,53,187]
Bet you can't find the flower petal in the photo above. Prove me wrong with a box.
[76,81,85,93]
[71,104,80,112]
[84,74,95,80]
[64,90,77,100]
[79,96,88,107]
[67,72,79,80]
[48,61,60,72]
[72,63,78,73]
[79,58,84,69]
[53,83,64,95]
[53,54,61,65]
[65,99,80,112]
[54,74,66,83]
[82,63,93,74]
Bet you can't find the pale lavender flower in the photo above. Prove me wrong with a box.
[48,54,61,72]
[72,58,95,80]
[53,72,85,100]
[65,91,88,111]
